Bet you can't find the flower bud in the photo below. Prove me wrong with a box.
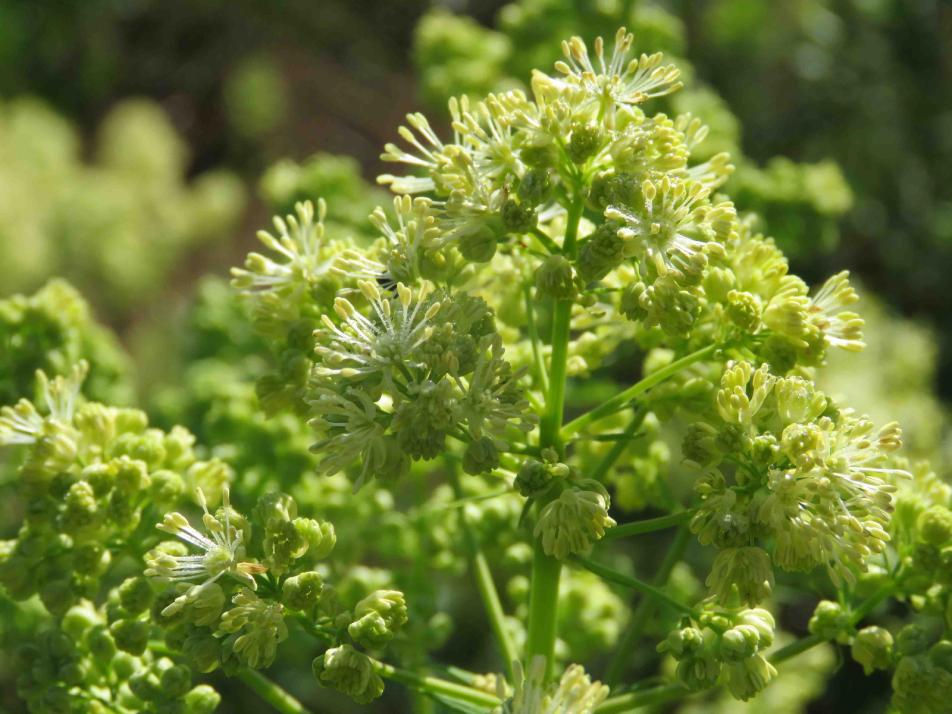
[567,122,601,164]
[706,547,774,606]
[535,255,576,300]
[111,618,149,656]
[313,645,384,704]
[515,459,553,498]
[851,626,893,674]
[517,168,552,206]
[348,590,408,648]
[459,224,499,263]
[534,484,616,560]
[462,436,500,475]
[118,576,155,616]
[294,518,336,560]
[808,600,849,642]
[577,223,625,282]
[282,572,324,611]
[918,506,952,547]
[184,685,222,714]
[501,199,537,234]
[726,290,762,332]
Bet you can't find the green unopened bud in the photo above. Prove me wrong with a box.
[110,618,150,655]
[620,281,649,321]
[313,644,384,704]
[118,577,155,616]
[535,255,576,300]
[682,422,720,467]
[160,664,193,699]
[183,631,221,673]
[726,290,762,332]
[184,685,221,714]
[459,224,499,263]
[294,518,336,560]
[501,199,537,234]
[348,589,408,648]
[462,436,500,475]
[282,572,324,611]
[578,223,625,282]
[534,484,616,560]
[517,168,552,206]
[809,600,849,642]
[60,481,99,535]
[929,640,952,673]
[86,625,117,662]
[919,506,952,547]
[589,172,638,210]
[851,626,893,674]
[515,459,552,498]
[521,143,558,169]
[896,623,939,656]
[567,122,602,164]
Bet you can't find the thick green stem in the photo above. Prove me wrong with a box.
[595,683,690,713]
[373,661,501,710]
[561,343,719,439]
[238,670,312,714]
[603,510,695,540]
[605,527,691,685]
[525,195,583,683]
[447,465,518,678]
[574,556,698,618]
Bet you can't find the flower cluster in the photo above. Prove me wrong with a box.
[658,607,777,701]
[687,360,903,595]
[495,656,609,714]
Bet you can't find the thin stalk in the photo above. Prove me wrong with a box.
[769,633,826,665]
[603,510,695,541]
[448,464,518,678]
[525,194,583,683]
[595,683,689,713]
[574,556,698,618]
[373,660,501,710]
[605,527,691,685]
[525,283,549,395]
[237,670,312,714]
[532,226,562,255]
[589,406,647,483]
[562,343,719,439]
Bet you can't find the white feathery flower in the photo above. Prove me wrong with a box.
[495,657,609,714]
[231,200,337,297]
[807,270,865,352]
[551,27,682,117]
[0,361,87,446]
[315,280,441,377]
[146,487,264,590]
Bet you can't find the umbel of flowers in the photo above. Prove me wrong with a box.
[0,23,927,714]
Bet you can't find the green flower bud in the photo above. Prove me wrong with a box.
[706,547,774,606]
[159,663,193,699]
[62,602,99,641]
[86,625,117,662]
[724,655,776,701]
[851,626,893,674]
[129,669,162,702]
[726,290,762,332]
[534,484,616,560]
[110,618,150,656]
[682,422,720,466]
[294,518,336,560]
[929,640,952,673]
[151,469,186,507]
[462,436,499,475]
[808,600,849,642]
[60,481,99,536]
[535,255,576,300]
[520,143,558,169]
[183,631,221,674]
[282,572,324,611]
[703,267,736,303]
[892,655,952,714]
[918,506,952,547]
[567,122,602,164]
[515,459,552,498]
[896,623,940,657]
[458,224,499,263]
[393,379,457,460]
[73,543,109,575]
[501,199,537,234]
[578,222,625,282]
[39,578,75,616]
[263,518,303,577]
[589,172,638,210]
[348,590,408,648]
[517,168,552,206]
[620,281,649,322]
[112,651,139,680]
[184,685,221,714]
[118,577,155,616]
[313,645,384,704]
[759,335,798,374]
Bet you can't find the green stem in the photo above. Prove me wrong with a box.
[525,283,549,395]
[603,510,695,541]
[605,527,691,686]
[525,194,583,683]
[448,465,518,679]
[532,226,562,255]
[561,343,719,439]
[238,670,312,714]
[574,556,698,618]
[373,661,501,710]
[595,683,690,713]
[768,633,826,665]
[588,406,647,483]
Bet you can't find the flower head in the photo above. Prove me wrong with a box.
[146,487,264,591]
